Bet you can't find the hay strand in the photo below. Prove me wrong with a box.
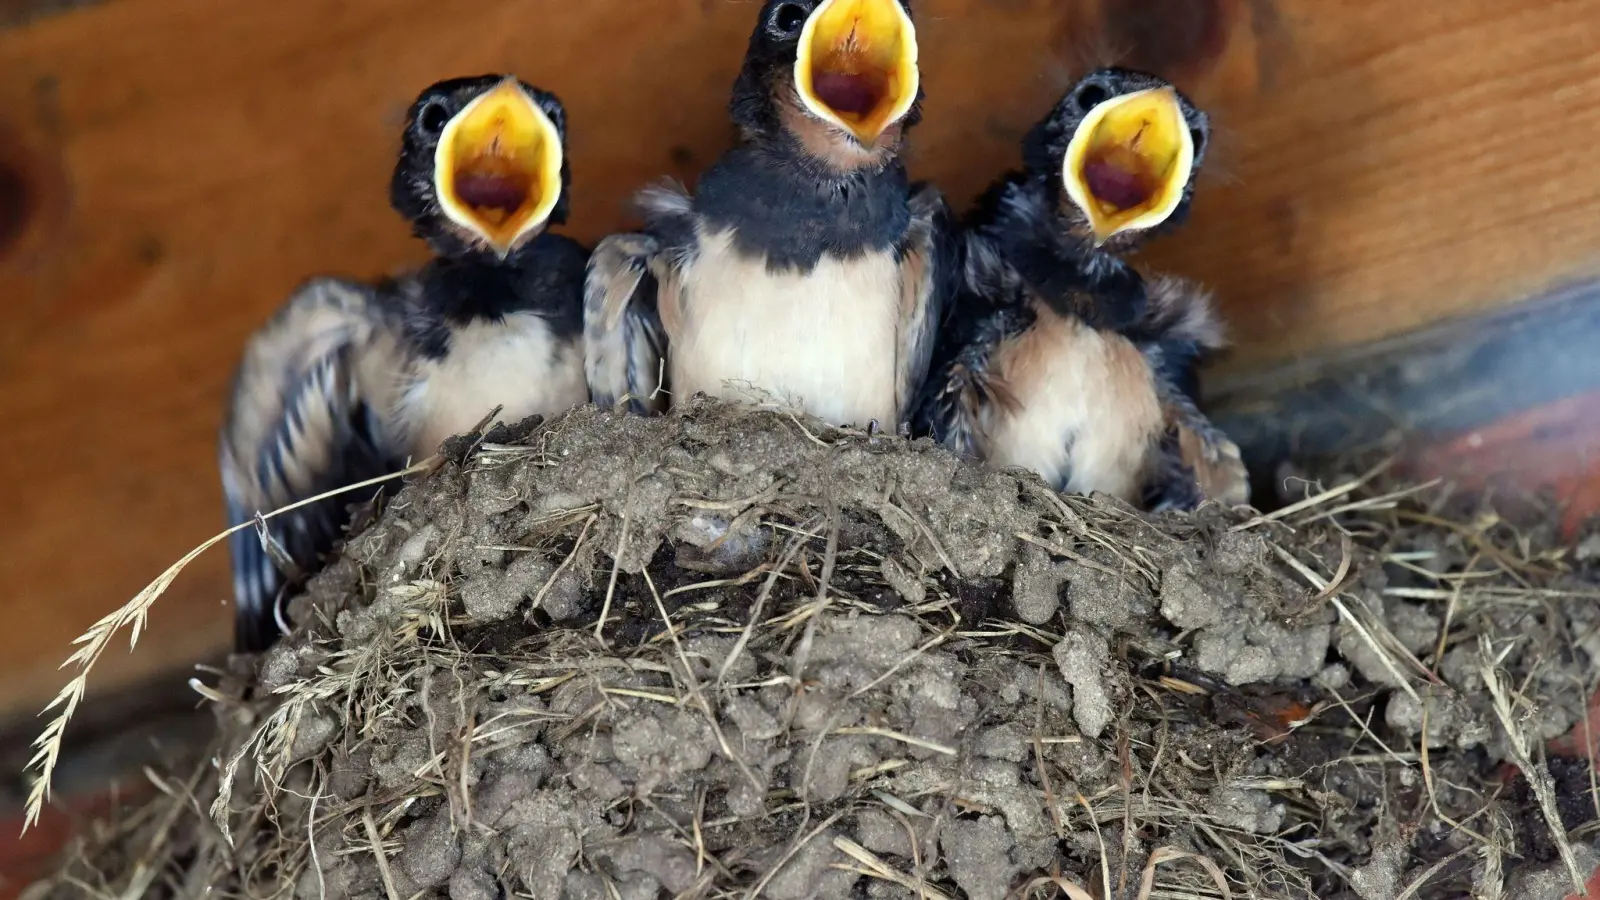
[23,402,1600,900]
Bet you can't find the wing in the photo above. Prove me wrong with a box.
[893,183,961,425]
[583,233,670,414]
[911,225,1035,458]
[1131,275,1250,511]
[583,183,695,415]
[219,277,404,651]
[1126,274,1227,402]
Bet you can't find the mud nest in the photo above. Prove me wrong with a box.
[28,401,1600,900]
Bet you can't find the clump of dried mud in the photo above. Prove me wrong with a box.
[27,401,1600,900]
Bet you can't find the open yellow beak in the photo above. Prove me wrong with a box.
[433,78,563,256]
[1061,87,1195,246]
[793,0,918,145]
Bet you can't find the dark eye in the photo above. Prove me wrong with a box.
[1075,82,1110,113]
[418,100,450,135]
[769,2,809,36]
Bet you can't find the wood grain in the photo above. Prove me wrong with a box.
[0,0,1595,719]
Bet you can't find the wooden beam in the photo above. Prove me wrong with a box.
[0,0,1596,720]
[1209,279,1600,464]
[1206,278,1600,514]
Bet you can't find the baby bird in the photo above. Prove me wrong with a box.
[220,76,589,652]
[584,0,957,431]
[916,67,1247,511]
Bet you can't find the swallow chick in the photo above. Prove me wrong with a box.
[915,67,1248,511]
[221,76,589,652]
[584,0,957,431]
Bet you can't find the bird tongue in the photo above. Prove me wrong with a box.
[454,171,530,219]
[812,71,882,118]
[1081,157,1154,212]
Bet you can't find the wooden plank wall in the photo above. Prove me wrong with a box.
[0,0,1597,722]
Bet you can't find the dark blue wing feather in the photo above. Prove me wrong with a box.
[583,233,670,414]
[219,278,402,652]
[911,229,1035,458]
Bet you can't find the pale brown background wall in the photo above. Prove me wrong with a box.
[0,0,1596,722]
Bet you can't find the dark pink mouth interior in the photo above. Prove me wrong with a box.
[811,72,883,118]
[453,172,529,213]
[1081,158,1154,211]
